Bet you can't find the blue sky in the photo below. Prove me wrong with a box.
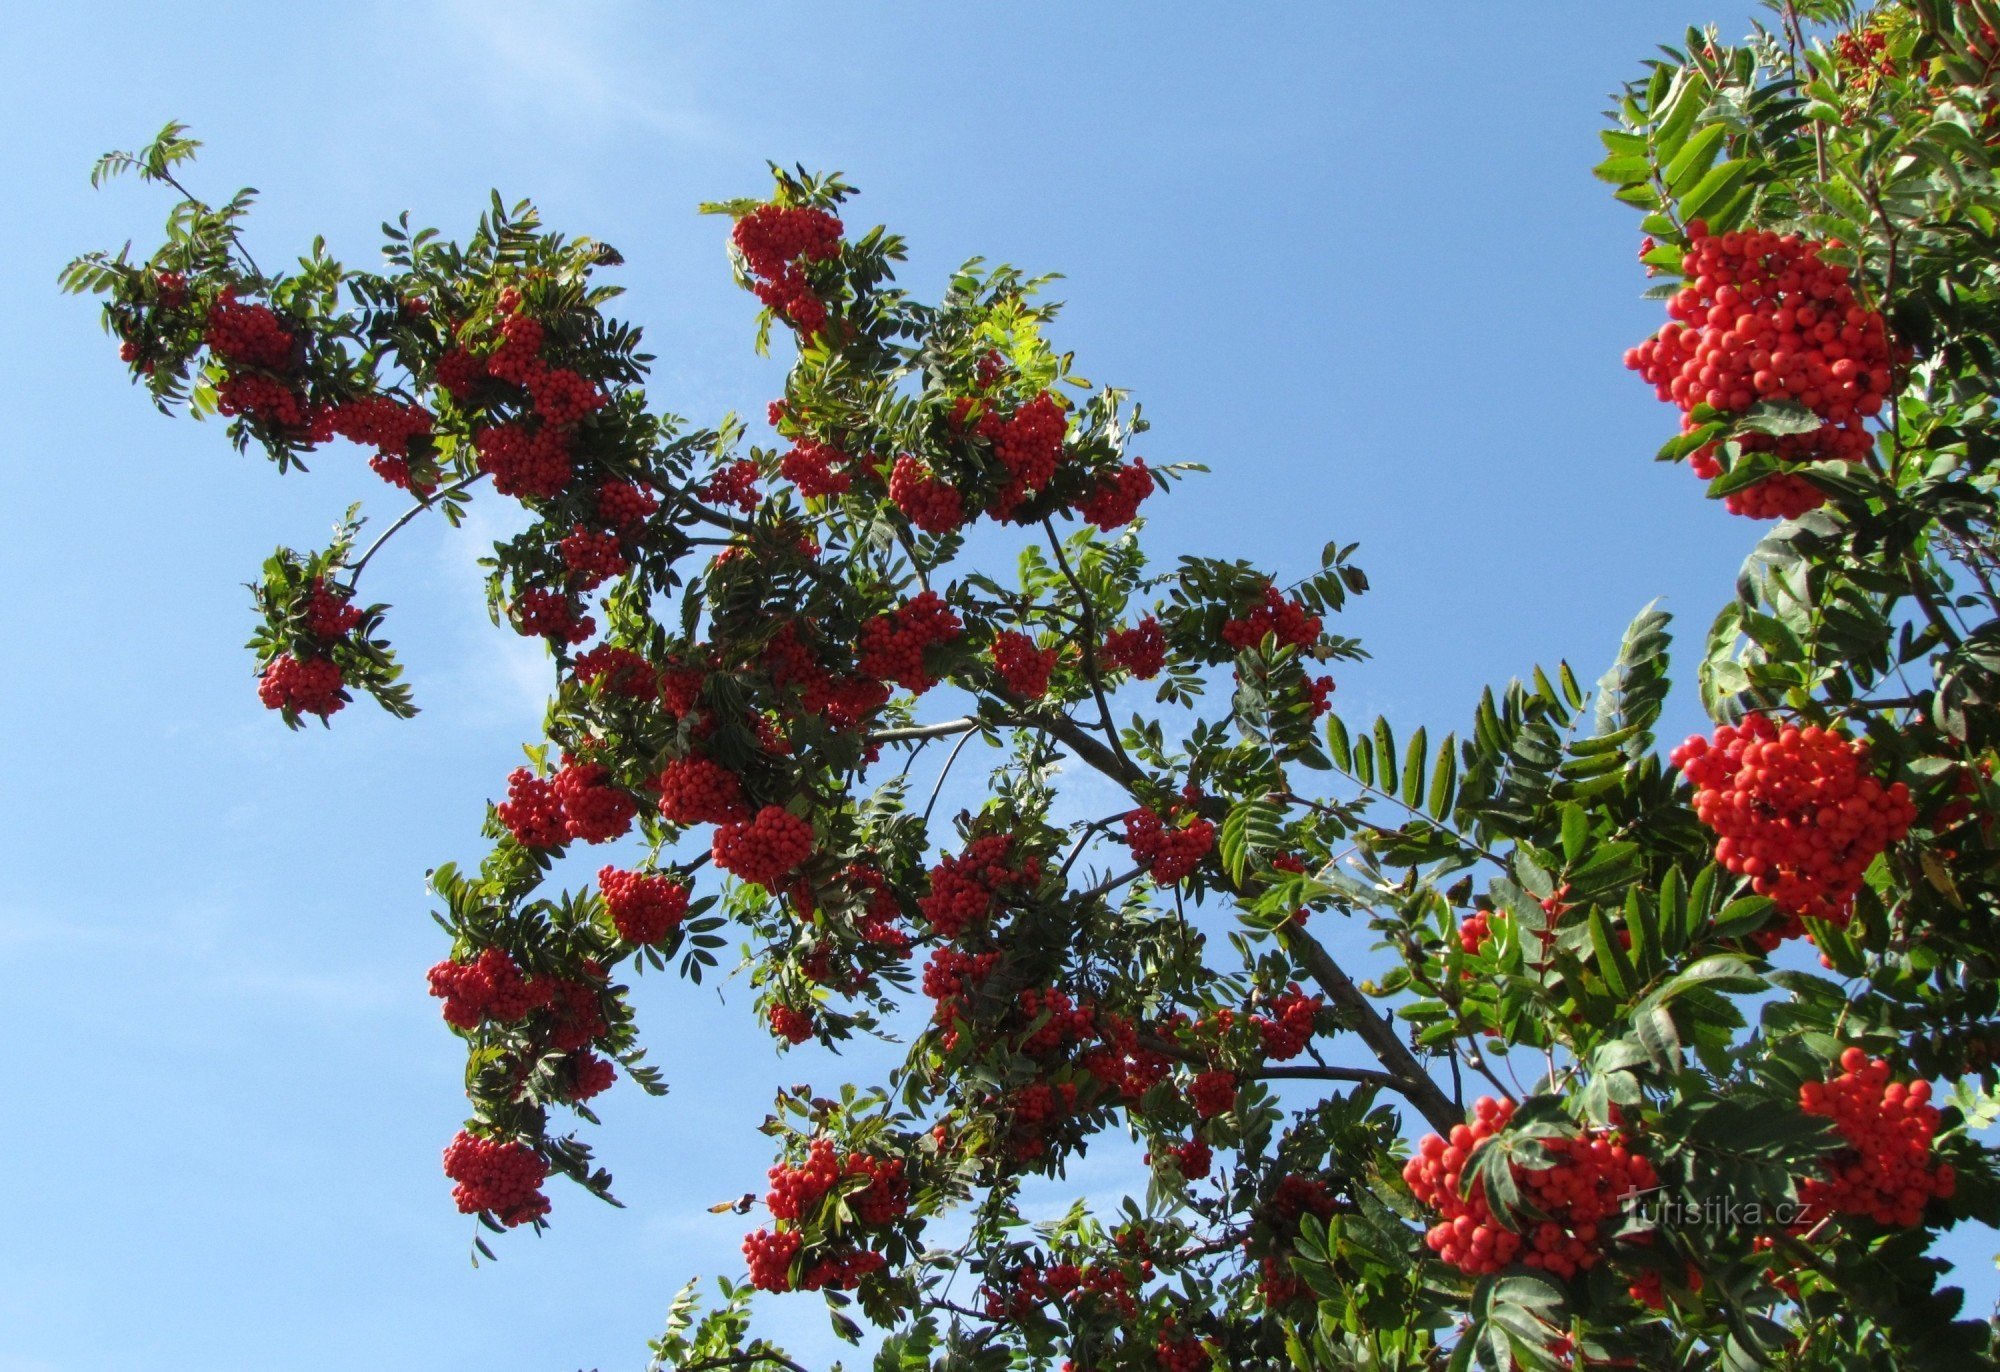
[4,3,1992,1369]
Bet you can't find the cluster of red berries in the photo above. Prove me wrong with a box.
[763,1137,909,1226]
[1670,715,1916,943]
[597,479,659,531]
[856,591,963,693]
[1836,27,1896,86]
[257,654,346,718]
[495,761,636,848]
[888,455,964,535]
[768,1004,815,1044]
[1156,1135,1212,1181]
[731,204,844,337]
[1123,806,1216,883]
[920,835,1041,940]
[1188,1069,1238,1119]
[1253,986,1322,1061]
[655,756,748,825]
[1629,1261,1705,1312]
[321,397,436,488]
[597,865,690,944]
[206,292,295,370]
[571,644,655,697]
[978,391,1067,517]
[779,439,853,499]
[980,1258,1138,1322]
[442,1131,550,1226]
[1155,1327,1209,1372]
[712,805,815,888]
[1221,584,1322,652]
[511,586,594,644]
[474,422,572,501]
[427,946,546,1028]
[1404,1096,1656,1280]
[557,525,628,590]
[993,630,1059,698]
[1797,1048,1956,1228]
[1625,222,1893,517]
[700,459,763,513]
[551,758,637,843]
[1075,459,1153,530]
[1104,617,1167,679]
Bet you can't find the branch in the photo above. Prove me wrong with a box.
[1042,520,1140,782]
[1278,923,1460,1133]
[343,473,486,586]
[869,717,984,744]
[1248,1064,1407,1089]
[678,1354,809,1372]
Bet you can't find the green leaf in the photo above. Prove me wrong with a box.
[1402,727,1429,809]
[1373,717,1399,795]
[1589,908,1637,1001]
[1664,123,1729,196]
[1678,158,1754,224]
[1326,714,1353,771]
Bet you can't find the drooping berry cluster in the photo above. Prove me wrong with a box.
[427,946,547,1029]
[257,653,346,718]
[888,455,965,535]
[656,756,750,825]
[1404,1096,1656,1280]
[1221,584,1322,652]
[442,1131,550,1226]
[992,630,1059,699]
[779,438,854,498]
[1253,985,1322,1061]
[978,390,1067,518]
[856,591,963,693]
[743,1135,905,1293]
[1123,805,1217,884]
[1797,1048,1956,1228]
[1187,1069,1238,1120]
[919,835,1042,940]
[731,204,844,337]
[1624,222,1894,517]
[711,805,815,888]
[1104,617,1167,679]
[1670,715,1915,943]
[1075,458,1152,530]
[598,865,691,945]
[551,757,637,843]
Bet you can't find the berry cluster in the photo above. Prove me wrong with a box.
[474,422,572,501]
[656,756,749,825]
[1188,1070,1238,1119]
[1404,1096,1656,1280]
[920,835,1041,940]
[888,455,965,535]
[856,591,963,693]
[731,203,844,337]
[978,390,1067,518]
[257,653,346,718]
[496,767,569,848]
[1670,715,1915,943]
[1253,986,1322,1061]
[1624,222,1893,517]
[700,459,763,513]
[427,947,546,1029]
[1221,584,1322,652]
[1104,617,1167,679]
[442,1131,550,1226]
[1075,458,1152,530]
[779,438,853,498]
[712,805,815,888]
[768,1003,815,1044]
[511,586,594,644]
[571,644,655,697]
[992,630,1059,698]
[551,758,637,844]
[558,525,628,590]
[1123,806,1216,884]
[206,292,295,370]
[1797,1048,1956,1227]
[598,865,691,945]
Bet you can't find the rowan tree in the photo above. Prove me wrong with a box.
[64,1,2000,1366]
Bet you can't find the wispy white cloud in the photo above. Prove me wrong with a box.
[439,0,736,151]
